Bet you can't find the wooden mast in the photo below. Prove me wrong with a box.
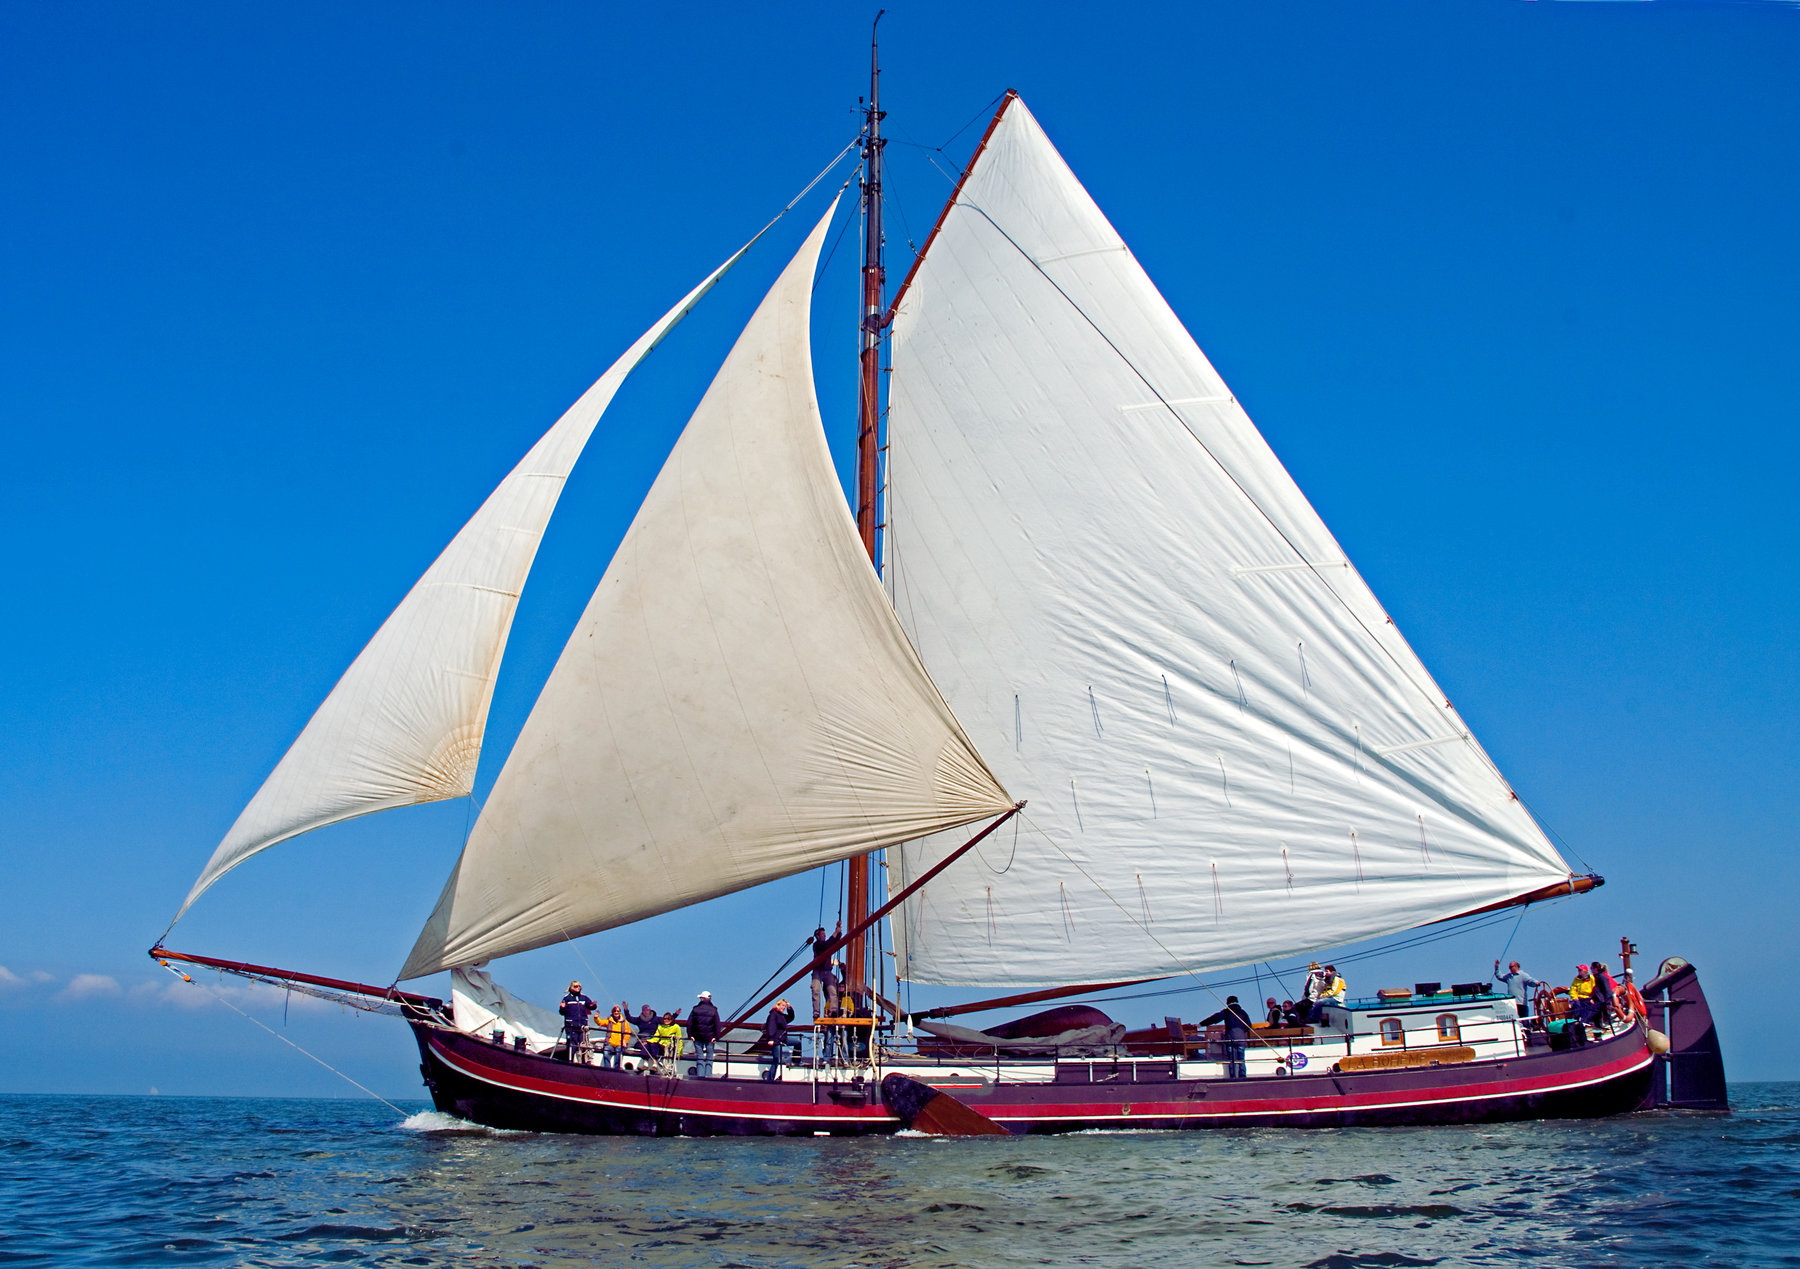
[846,12,886,994]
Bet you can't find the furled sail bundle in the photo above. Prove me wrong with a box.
[885,96,1572,987]
[401,203,1012,980]
[176,250,751,919]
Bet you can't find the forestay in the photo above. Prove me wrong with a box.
[401,203,1012,980]
[885,96,1571,987]
[178,247,750,919]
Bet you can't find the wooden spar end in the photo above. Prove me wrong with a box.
[148,946,444,1010]
[1432,873,1605,925]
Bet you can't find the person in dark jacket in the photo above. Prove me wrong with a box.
[559,981,597,1062]
[1590,960,1619,1026]
[1200,995,1256,1079]
[688,990,722,1078]
[760,998,795,1082]
[808,924,843,1019]
[635,1004,660,1060]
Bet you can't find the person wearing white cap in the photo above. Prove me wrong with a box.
[687,990,722,1078]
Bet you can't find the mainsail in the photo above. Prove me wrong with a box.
[176,245,750,918]
[401,202,1013,981]
[886,96,1572,987]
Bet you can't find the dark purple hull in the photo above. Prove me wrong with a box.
[409,1014,1657,1137]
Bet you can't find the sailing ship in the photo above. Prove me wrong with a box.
[151,40,1728,1134]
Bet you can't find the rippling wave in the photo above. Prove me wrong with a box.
[1,1086,1795,1266]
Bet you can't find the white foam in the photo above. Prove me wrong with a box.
[398,1110,531,1137]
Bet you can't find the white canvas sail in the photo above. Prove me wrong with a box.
[401,202,1012,981]
[885,96,1572,987]
[178,248,750,918]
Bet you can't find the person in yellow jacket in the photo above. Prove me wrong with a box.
[651,1012,685,1076]
[1308,965,1347,1022]
[1567,965,1598,1025]
[601,1005,632,1070]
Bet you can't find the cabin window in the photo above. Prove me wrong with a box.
[1379,1018,1404,1047]
[1436,1014,1460,1042]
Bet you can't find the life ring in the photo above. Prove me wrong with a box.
[1623,983,1647,1024]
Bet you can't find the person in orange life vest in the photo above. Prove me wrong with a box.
[601,1005,631,1069]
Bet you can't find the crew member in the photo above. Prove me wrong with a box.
[761,998,795,1082]
[1310,966,1346,1021]
[1568,965,1597,1024]
[688,990,721,1078]
[601,1005,631,1069]
[808,924,843,1019]
[1495,959,1545,1018]
[1590,960,1619,1025]
[1200,995,1256,1079]
[1301,962,1326,1015]
[651,1011,685,1075]
[559,981,596,1062]
[635,1003,659,1058]
[1264,997,1283,1027]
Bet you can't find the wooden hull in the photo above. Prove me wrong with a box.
[409,1013,1657,1137]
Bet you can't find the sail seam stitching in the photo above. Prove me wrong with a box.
[953,197,1551,847]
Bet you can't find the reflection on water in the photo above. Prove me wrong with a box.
[1,1087,1796,1267]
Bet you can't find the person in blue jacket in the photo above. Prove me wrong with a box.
[558,981,596,1061]
[760,998,795,1082]
[1495,960,1546,1019]
[1199,995,1256,1079]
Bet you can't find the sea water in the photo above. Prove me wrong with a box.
[2,1087,1797,1267]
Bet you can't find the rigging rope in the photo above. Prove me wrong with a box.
[1497,903,1530,968]
[727,937,812,1026]
[161,962,406,1116]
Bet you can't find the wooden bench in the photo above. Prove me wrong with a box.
[1336,1045,1477,1073]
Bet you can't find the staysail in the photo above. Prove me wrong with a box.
[885,96,1572,987]
[401,202,1013,980]
[177,247,751,918]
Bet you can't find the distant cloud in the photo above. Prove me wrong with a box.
[0,967,54,990]
[131,974,333,1013]
[59,973,121,1001]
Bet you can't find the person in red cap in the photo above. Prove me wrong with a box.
[1568,965,1598,1025]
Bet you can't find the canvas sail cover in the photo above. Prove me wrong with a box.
[401,203,1013,980]
[450,965,564,1054]
[885,96,1572,987]
[176,247,749,919]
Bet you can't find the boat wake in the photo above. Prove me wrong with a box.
[398,1110,531,1138]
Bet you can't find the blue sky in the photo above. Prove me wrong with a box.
[2,1,1796,1096]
